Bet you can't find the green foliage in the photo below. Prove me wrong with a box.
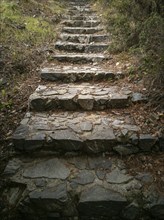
[95,0,164,76]
[0,0,65,74]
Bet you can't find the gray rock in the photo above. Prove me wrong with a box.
[23,158,70,180]
[80,121,93,131]
[135,172,153,183]
[78,95,94,110]
[132,92,147,103]
[4,159,21,175]
[34,179,47,187]
[89,126,115,140]
[122,202,140,220]
[13,124,28,140]
[78,185,127,217]
[96,170,106,180]
[139,134,157,152]
[113,145,139,156]
[29,183,68,203]
[71,170,95,185]
[150,195,164,220]
[106,168,133,184]
[69,157,88,169]
[88,157,112,170]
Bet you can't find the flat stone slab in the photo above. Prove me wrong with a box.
[23,158,70,180]
[62,20,101,27]
[78,185,128,217]
[55,41,108,53]
[3,156,163,219]
[65,15,99,21]
[51,53,110,63]
[63,27,104,34]
[29,84,131,111]
[59,33,109,43]
[12,111,161,153]
[41,65,123,82]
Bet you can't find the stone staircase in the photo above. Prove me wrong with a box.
[3,1,163,220]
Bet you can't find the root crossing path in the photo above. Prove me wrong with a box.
[3,1,164,220]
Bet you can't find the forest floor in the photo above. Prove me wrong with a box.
[0,0,164,191]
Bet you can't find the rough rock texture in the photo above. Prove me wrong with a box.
[29,84,133,111]
[3,156,164,219]
[3,0,163,219]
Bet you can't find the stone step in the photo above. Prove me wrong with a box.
[65,15,99,20]
[55,41,108,53]
[62,20,101,27]
[4,156,163,219]
[63,27,104,34]
[29,84,133,111]
[68,9,96,15]
[51,53,110,63]
[59,33,109,43]
[40,66,124,82]
[12,111,161,154]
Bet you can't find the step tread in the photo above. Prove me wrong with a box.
[55,41,109,53]
[51,53,110,63]
[63,26,104,34]
[40,65,124,82]
[13,111,159,153]
[59,33,109,43]
[4,155,162,218]
[29,84,132,111]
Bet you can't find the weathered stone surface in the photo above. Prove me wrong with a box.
[139,134,157,151]
[51,53,109,63]
[106,168,133,184]
[55,41,108,53]
[78,185,127,217]
[4,158,21,175]
[113,145,139,156]
[96,170,106,180]
[62,20,101,27]
[88,157,112,170]
[59,33,109,43]
[41,65,120,83]
[150,196,164,220]
[29,84,132,111]
[71,170,95,185]
[132,92,147,103]
[13,111,161,153]
[63,27,104,34]
[23,159,70,180]
[122,202,140,220]
[29,183,67,202]
[135,172,154,183]
[80,121,93,131]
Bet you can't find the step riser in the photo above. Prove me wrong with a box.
[29,97,130,111]
[68,9,96,15]
[63,27,103,34]
[62,20,101,27]
[12,112,161,154]
[55,43,108,53]
[40,71,123,82]
[29,84,131,111]
[51,55,108,63]
[65,15,99,20]
[59,34,109,43]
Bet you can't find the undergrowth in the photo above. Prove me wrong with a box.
[94,0,164,109]
[0,0,65,111]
